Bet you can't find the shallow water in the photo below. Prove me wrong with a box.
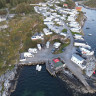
[11,7,96,96]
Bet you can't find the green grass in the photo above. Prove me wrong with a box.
[71,31,81,35]
[53,39,70,54]
[0,11,45,76]
[62,29,67,32]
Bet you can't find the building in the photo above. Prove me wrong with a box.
[63,4,68,8]
[52,58,65,70]
[71,54,86,70]
[75,7,82,11]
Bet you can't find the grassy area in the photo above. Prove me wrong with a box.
[76,11,84,26]
[62,29,67,32]
[52,39,70,54]
[71,31,82,35]
[0,9,45,75]
[84,0,96,8]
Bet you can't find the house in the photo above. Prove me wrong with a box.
[43,28,53,35]
[71,54,86,70]
[52,58,65,70]
[63,4,68,8]
[53,42,61,48]
[31,32,44,40]
[75,7,82,11]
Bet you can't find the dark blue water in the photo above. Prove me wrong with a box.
[11,7,96,96]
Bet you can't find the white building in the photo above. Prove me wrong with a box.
[71,54,86,70]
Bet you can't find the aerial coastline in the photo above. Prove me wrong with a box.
[0,0,96,96]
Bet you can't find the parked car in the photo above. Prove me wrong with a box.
[51,48,56,53]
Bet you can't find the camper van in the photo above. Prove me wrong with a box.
[37,44,41,50]
[24,52,34,58]
[46,41,50,48]
[28,48,37,53]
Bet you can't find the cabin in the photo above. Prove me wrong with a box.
[71,54,86,70]
[63,4,68,8]
[31,32,44,40]
[75,7,82,11]
[52,58,65,71]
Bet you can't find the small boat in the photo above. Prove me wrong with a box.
[86,27,90,29]
[36,65,39,70]
[88,34,92,36]
[36,64,42,71]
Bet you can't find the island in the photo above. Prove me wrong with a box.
[0,0,96,96]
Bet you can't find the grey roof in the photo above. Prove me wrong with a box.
[73,54,84,61]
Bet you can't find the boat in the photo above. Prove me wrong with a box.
[86,27,90,29]
[88,34,92,36]
[36,65,39,70]
[36,64,42,71]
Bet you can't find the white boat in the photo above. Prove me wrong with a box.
[36,65,42,71]
[38,66,42,71]
[88,34,92,36]
[36,65,39,70]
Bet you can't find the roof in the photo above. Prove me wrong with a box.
[54,61,64,68]
[75,7,82,11]
[72,54,84,61]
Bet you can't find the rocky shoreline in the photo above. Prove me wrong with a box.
[0,65,21,96]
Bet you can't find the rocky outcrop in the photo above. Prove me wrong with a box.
[0,65,18,96]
